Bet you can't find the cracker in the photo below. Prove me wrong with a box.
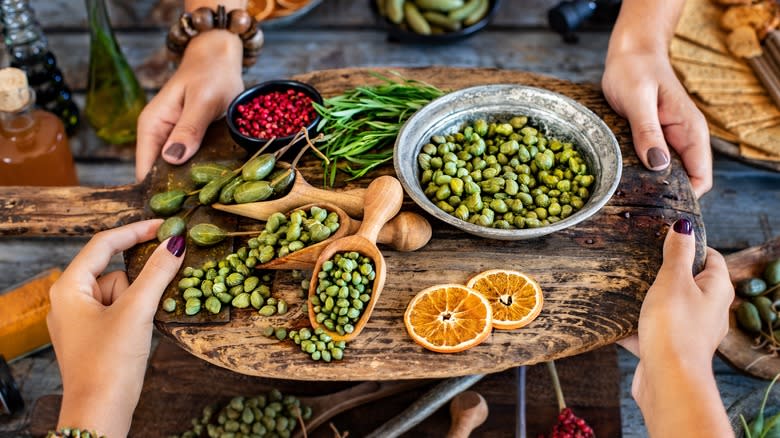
[686,81,766,93]
[721,2,777,32]
[732,118,780,137]
[670,37,751,71]
[675,0,729,54]
[672,59,760,83]
[739,125,780,155]
[695,97,780,128]
[740,143,780,161]
[709,121,740,142]
[696,91,770,105]
[727,25,763,58]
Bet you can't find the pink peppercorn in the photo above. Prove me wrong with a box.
[234,89,316,139]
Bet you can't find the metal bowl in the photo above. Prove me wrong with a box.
[393,84,622,240]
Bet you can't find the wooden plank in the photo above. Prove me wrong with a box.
[125,67,705,380]
[30,0,559,30]
[44,30,610,92]
[27,338,621,437]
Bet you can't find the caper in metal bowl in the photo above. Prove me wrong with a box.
[393,84,622,240]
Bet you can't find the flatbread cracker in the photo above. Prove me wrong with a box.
[727,25,763,58]
[740,143,780,160]
[675,0,729,54]
[670,38,751,71]
[709,121,740,142]
[673,59,760,83]
[695,97,780,128]
[721,2,777,32]
[686,81,766,93]
[739,125,780,155]
[732,118,780,137]
[696,91,770,105]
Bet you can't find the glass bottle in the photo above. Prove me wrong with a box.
[0,69,78,186]
[84,0,146,145]
[0,0,80,134]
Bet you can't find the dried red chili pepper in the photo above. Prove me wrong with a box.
[235,89,316,139]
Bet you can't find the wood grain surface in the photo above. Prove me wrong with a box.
[28,338,622,438]
[719,237,780,380]
[124,67,708,380]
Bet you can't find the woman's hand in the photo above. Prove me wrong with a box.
[602,50,712,198]
[135,30,244,181]
[620,219,734,437]
[48,220,186,437]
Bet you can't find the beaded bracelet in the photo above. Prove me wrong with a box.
[166,5,264,68]
[46,427,106,438]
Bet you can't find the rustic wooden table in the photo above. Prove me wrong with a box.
[1,0,779,436]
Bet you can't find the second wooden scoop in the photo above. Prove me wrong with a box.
[307,175,404,342]
[447,391,489,438]
[258,203,432,270]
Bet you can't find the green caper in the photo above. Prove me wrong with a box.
[755,296,777,327]
[149,189,187,216]
[737,301,762,334]
[157,216,186,242]
[737,278,768,297]
[204,296,222,314]
[185,297,201,315]
[234,181,274,204]
[189,223,228,246]
[162,298,177,313]
[190,162,231,185]
[765,259,780,286]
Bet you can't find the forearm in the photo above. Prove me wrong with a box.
[607,0,685,56]
[636,358,733,438]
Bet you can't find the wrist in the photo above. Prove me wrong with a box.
[183,29,243,66]
[606,28,667,61]
[635,352,714,408]
[58,386,133,438]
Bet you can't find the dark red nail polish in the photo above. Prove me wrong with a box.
[647,147,670,170]
[673,218,692,235]
[164,143,186,160]
[167,235,185,257]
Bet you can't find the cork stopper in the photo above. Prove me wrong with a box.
[0,68,31,112]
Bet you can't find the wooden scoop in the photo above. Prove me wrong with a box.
[447,391,489,438]
[212,162,366,220]
[307,175,404,342]
[258,202,432,270]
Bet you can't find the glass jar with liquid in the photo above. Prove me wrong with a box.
[0,70,78,186]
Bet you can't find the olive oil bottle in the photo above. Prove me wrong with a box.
[84,0,146,144]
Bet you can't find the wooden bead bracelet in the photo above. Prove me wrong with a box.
[166,5,264,68]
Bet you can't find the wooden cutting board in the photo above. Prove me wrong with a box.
[29,338,622,437]
[0,67,705,380]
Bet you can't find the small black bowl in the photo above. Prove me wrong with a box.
[226,79,323,154]
[371,0,501,44]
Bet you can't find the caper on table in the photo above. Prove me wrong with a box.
[312,252,376,337]
[733,258,780,348]
[417,117,595,229]
[171,389,312,438]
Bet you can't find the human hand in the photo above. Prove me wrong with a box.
[619,219,734,437]
[48,220,186,437]
[602,50,713,198]
[135,30,245,181]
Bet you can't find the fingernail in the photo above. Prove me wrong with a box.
[164,143,186,160]
[646,147,670,170]
[167,235,185,257]
[673,218,692,235]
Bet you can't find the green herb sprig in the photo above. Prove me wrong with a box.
[313,72,445,186]
[742,373,780,438]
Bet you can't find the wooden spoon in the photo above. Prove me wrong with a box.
[307,175,404,342]
[257,202,432,270]
[447,391,489,438]
[212,162,366,220]
[293,380,426,438]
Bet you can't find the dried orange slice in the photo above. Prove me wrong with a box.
[404,284,492,353]
[467,269,543,330]
[247,0,276,21]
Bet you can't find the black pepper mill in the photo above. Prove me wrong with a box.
[0,0,80,134]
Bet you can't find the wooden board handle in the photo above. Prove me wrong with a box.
[0,184,146,236]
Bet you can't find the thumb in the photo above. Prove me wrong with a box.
[161,98,217,166]
[658,218,696,280]
[624,85,671,172]
[122,235,186,318]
